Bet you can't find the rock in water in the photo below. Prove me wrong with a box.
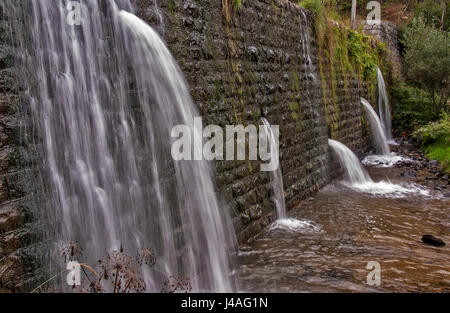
[429,160,439,167]
[422,235,446,247]
[401,169,416,178]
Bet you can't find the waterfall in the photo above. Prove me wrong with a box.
[329,139,428,197]
[8,0,235,292]
[262,118,320,232]
[261,118,286,219]
[300,9,317,82]
[328,139,372,185]
[376,67,393,141]
[361,98,391,155]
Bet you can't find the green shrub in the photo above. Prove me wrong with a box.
[413,112,450,146]
[401,16,449,113]
[233,0,245,11]
[391,82,438,134]
[347,29,378,80]
[334,0,366,13]
[424,141,450,174]
[299,0,324,16]
[415,0,449,31]
[413,112,450,174]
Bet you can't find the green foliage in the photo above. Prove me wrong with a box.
[391,81,438,134]
[347,29,378,80]
[335,0,365,11]
[413,112,450,146]
[413,112,450,174]
[300,0,326,40]
[414,0,449,31]
[424,141,450,174]
[401,16,449,112]
[299,0,324,16]
[168,0,175,14]
[299,0,388,126]
[233,0,245,11]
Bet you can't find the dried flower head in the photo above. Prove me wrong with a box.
[136,248,157,267]
[161,275,192,293]
[97,248,146,293]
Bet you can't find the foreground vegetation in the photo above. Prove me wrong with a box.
[413,113,450,174]
[392,1,449,173]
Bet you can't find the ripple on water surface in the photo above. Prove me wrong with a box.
[269,218,323,233]
[238,166,449,292]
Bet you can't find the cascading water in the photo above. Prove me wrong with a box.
[261,118,285,219]
[8,0,235,292]
[300,10,317,82]
[328,139,428,197]
[328,139,372,185]
[376,67,393,141]
[361,98,390,155]
[261,118,320,232]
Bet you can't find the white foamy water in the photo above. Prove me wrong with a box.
[387,140,399,146]
[377,67,393,141]
[342,181,430,198]
[270,218,322,233]
[362,154,412,168]
[361,98,390,155]
[8,1,236,292]
[328,139,372,184]
[329,139,430,198]
[261,118,286,220]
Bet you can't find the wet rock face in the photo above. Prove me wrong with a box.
[401,169,416,178]
[0,12,43,292]
[134,0,373,243]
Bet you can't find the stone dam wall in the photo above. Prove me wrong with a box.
[0,0,396,291]
[363,21,402,79]
[134,0,374,243]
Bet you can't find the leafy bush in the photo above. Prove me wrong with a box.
[334,0,367,12]
[424,141,450,174]
[233,0,245,11]
[299,0,324,16]
[413,112,450,146]
[347,29,379,79]
[401,16,449,113]
[413,112,450,173]
[415,0,449,31]
[391,81,438,134]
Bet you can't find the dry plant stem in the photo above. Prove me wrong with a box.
[113,267,119,293]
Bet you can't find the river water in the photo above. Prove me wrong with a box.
[238,165,449,292]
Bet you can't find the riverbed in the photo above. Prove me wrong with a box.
[238,164,449,292]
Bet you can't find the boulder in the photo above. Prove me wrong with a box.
[422,235,446,247]
[429,160,439,167]
[401,169,416,178]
